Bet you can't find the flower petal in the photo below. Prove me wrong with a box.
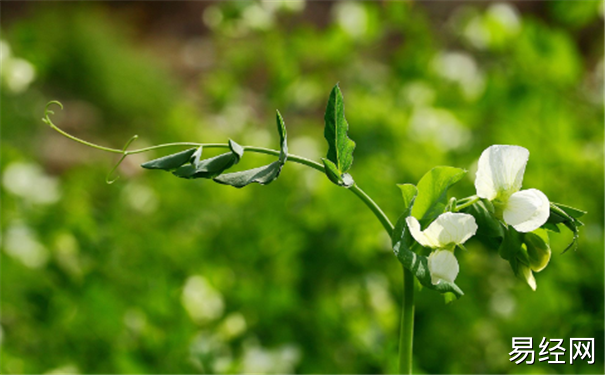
[503,189,550,232]
[428,250,459,285]
[406,216,438,248]
[475,145,529,200]
[423,212,478,247]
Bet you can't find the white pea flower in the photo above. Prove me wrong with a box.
[406,212,478,285]
[427,250,459,285]
[406,212,478,250]
[475,145,549,233]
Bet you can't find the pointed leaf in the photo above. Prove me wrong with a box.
[213,114,288,188]
[171,140,243,179]
[173,140,244,179]
[141,148,196,170]
[324,84,355,173]
[214,161,283,188]
[276,110,288,163]
[229,139,245,159]
[412,166,466,226]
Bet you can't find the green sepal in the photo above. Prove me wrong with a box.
[499,226,523,261]
[547,202,585,253]
[411,166,466,228]
[445,197,457,212]
[443,292,457,304]
[213,111,288,188]
[392,182,463,299]
[542,222,560,233]
[516,261,537,291]
[323,84,355,173]
[499,226,538,290]
[322,158,354,188]
[141,148,197,170]
[462,199,504,249]
[553,202,586,220]
[173,140,244,179]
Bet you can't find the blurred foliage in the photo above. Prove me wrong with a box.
[1,1,603,374]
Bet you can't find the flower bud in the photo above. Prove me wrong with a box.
[524,231,551,272]
[516,262,537,291]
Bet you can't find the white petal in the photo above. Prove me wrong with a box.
[406,216,438,248]
[503,189,550,232]
[423,212,478,247]
[475,145,529,200]
[428,250,459,285]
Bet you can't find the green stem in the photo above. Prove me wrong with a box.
[455,195,480,211]
[44,103,414,373]
[399,266,415,374]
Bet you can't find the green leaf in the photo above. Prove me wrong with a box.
[323,84,356,173]
[411,166,466,226]
[276,110,288,164]
[214,161,283,188]
[141,148,197,170]
[392,184,418,247]
[398,183,418,211]
[322,158,354,188]
[213,112,288,188]
[173,140,244,179]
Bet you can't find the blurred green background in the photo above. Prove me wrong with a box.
[1,1,603,373]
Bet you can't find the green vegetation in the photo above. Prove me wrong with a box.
[1,1,603,374]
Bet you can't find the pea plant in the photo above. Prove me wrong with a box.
[42,84,585,373]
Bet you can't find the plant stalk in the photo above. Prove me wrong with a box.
[399,266,415,374]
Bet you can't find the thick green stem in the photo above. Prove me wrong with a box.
[44,106,415,373]
[399,266,415,374]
